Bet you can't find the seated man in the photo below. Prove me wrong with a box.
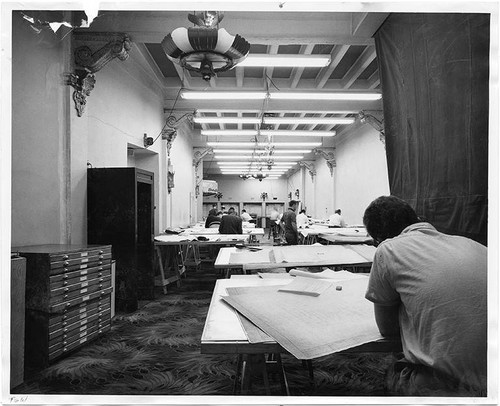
[204,208,221,228]
[219,207,243,234]
[328,208,346,227]
[363,195,487,396]
[240,209,252,222]
[296,208,309,228]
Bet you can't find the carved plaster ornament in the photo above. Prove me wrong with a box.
[313,148,336,176]
[67,32,131,116]
[298,161,316,181]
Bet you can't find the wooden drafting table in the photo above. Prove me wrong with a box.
[298,226,367,244]
[179,227,264,243]
[154,234,251,293]
[201,276,401,395]
[214,244,376,276]
[319,234,374,245]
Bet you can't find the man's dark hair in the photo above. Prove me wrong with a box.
[363,195,420,243]
[208,208,217,216]
[242,209,247,213]
[300,209,306,214]
[227,207,236,215]
[335,209,341,215]
[289,200,298,207]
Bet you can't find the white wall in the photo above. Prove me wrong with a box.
[167,127,196,227]
[11,13,168,245]
[11,14,69,246]
[335,124,390,225]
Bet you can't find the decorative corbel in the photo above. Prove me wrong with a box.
[358,110,385,148]
[193,148,214,197]
[299,161,316,181]
[66,32,132,116]
[193,148,214,170]
[313,148,336,176]
[164,112,194,130]
[162,128,177,157]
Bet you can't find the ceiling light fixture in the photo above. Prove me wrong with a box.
[194,116,354,125]
[182,91,381,100]
[207,141,321,147]
[202,129,335,137]
[215,155,303,160]
[216,161,297,165]
[213,149,311,154]
[238,54,331,67]
[161,11,250,82]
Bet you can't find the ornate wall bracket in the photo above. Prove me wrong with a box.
[66,32,131,116]
[313,148,336,176]
[162,129,177,156]
[160,112,195,153]
[193,147,214,197]
[299,161,316,181]
[358,110,385,148]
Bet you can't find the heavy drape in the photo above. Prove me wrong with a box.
[375,13,489,245]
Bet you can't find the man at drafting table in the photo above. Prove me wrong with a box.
[363,195,487,396]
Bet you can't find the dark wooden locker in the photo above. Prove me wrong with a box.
[87,167,155,312]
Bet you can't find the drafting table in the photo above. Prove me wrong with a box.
[214,244,376,277]
[200,276,401,395]
[298,226,367,244]
[154,234,251,293]
[179,227,264,243]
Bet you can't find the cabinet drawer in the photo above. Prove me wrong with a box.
[50,287,113,313]
[49,296,110,327]
[50,264,111,288]
[48,321,111,361]
[50,253,112,274]
[51,274,111,298]
[50,302,111,331]
[50,280,112,306]
[49,310,110,342]
[49,246,112,263]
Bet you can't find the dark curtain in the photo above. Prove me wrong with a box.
[375,13,490,245]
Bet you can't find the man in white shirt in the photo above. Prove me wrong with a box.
[240,209,252,222]
[363,195,486,396]
[296,209,309,228]
[328,209,345,227]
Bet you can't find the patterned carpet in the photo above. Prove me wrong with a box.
[13,267,396,397]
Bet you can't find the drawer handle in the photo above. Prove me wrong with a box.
[63,341,67,345]
[98,307,102,311]
[99,278,103,282]
[63,281,68,286]
[63,273,68,278]
[64,261,69,266]
[62,321,67,326]
[63,255,69,260]
[64,288,69,292]
[63,347,67,352]
[66,303,71,307]
[63,334,67,339]
[64,295,68,299]
[99,250,104,254]
[99,284,103,288]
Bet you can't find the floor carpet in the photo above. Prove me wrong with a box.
[13,267,397,397]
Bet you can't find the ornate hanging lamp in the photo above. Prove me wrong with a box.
[161,11,250,81]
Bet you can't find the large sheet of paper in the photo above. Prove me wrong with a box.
[229,249,275,265]
[288,268,367,281]
[222,278,382,359]
[273,245,369,265]
[154,235,196,243]
[347,244,377,262]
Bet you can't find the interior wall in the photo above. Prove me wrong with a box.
[11,12,168,245]
[11,13,69,246]
[335,124,390,226]
[203,175,288,216]
[314,157,335,220]
[167,127,196,227]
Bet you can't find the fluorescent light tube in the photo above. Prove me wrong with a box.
[270,92,382,100]
[194,117,261,124]
[213,149,311,154]
[197,117,353,125]
[260,130,335,137]
[202,130,334,137]
[207,142,321,147]
[182,91,266,100]
[238,54,331,67]
[263,117,354,125]
[215,161,297,165]
[215,155,303,160]
[183,91,381,101]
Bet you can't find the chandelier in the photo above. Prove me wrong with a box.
[161,11,251,81]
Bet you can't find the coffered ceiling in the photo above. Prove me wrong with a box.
[88,10,388,178]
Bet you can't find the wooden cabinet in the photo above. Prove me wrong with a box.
[87,167,155,312]
[12,244,112,374]
[11,256,26,389]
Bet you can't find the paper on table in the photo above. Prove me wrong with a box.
[258,272,293,279]
[289,268,367,280]
[273,245,368,265]
[155,235,196,242]
[346,244,377,262]
[229,249,274,265]
[222,278,382,360]
[277,277,334,296]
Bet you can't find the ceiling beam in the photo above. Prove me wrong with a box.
[351,13,389,37]
[315,45,350,89]
[291,44,315,88]
[341,46,377,89]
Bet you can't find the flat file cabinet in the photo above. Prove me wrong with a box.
[12,244,113,373]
